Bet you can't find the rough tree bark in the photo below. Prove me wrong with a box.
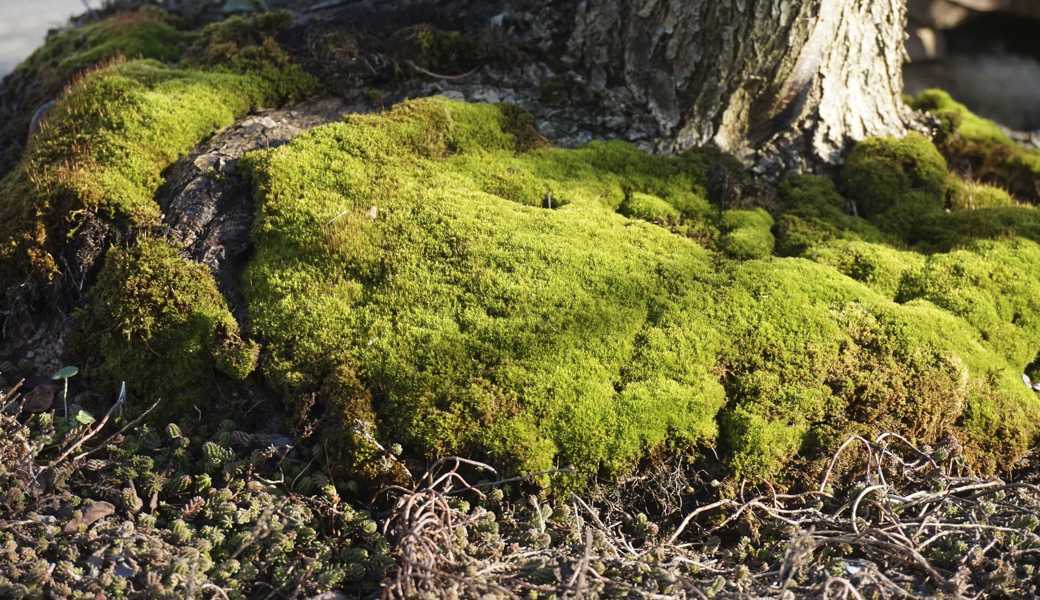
[559,0,914,166]
[302,0,916,168]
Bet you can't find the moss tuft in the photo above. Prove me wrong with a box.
[915,205,1040,251]
[773,175,889,256]
[183,11,316,102]
[805,240,923,298]
[910,88,1011,146]
[388,24,500,76]
[720,209,774,259]
[951,180,1016,210]
[0,8,197,184]
[840,133,951,219]
[9,8,194,89]
[619,192,681,225]
[72,238,258,416]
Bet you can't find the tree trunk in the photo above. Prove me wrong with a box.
[309,0,915,167]
[522,0,915,167]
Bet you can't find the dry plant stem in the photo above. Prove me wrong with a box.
[375,430,1038,598]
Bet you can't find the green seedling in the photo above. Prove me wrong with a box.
[51,365,79,423]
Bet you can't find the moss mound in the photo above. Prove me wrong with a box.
[0,10,313,287]
[6,15,1040,492]
[910,89,1040,203]
[0,8,195,179]
[839,132,950,219]
[241,97,1040,488]
[72,238,258,417]
[12,9,194,82]
[951,180,1016,210]
[773,175,890,256]
[720,209,774,259]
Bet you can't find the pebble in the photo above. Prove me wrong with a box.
[24,383,56,412]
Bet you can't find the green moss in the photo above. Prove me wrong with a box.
[0,17,314,286]
[773,175,889,256]
[406,25,487,72]
[805,240,923,298]
[899,240,1040,368]
[9,8,194,89]
[241,97,1040,489]
[896,239,1040,468]
[183,11,316,101]
[910,88,1011,146]
[72,238,258,417]
[243,99,725,489]
[840,133,951,219]
[0,8,199,185]
[11,16,1039,490]
[951,180,1016,210]
[714,260,982,479]
[720,209,774,259]
[618,192,681,225]
[910,89,1040,203]
[916,205,1040,251]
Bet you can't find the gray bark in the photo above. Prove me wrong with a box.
[553,0,914,167]
[303,0,915,168]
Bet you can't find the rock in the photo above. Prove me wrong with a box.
[23,383,56,413]
[63,500,115,534]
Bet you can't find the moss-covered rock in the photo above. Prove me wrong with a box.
[8,13,1040,491]
[241,97,1040,488]
[72,237,258,417]
[0,9,196,178]
[11,9,193,86]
